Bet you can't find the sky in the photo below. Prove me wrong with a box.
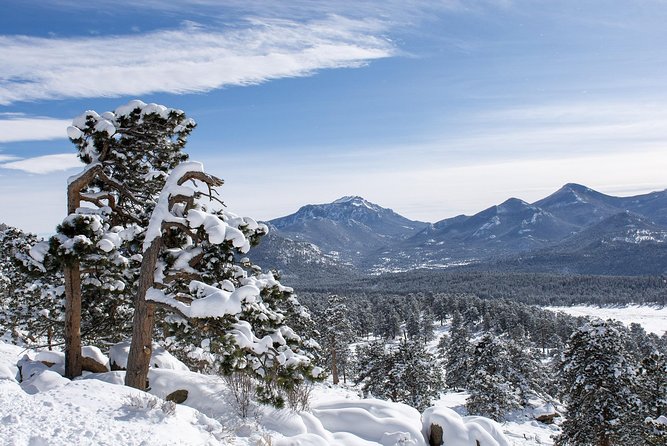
[1,0,667,235]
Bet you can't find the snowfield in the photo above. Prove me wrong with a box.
[0,341,560,446]
[545,305,667,335]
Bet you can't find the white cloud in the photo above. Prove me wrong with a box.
[0,116,71,142]
[1,153,82,174]
[0,16,393,105]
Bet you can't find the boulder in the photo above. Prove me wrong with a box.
[166,389,188,404]
[535,412,560,424]
[82,356,109,374]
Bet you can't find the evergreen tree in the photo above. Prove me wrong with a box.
[387,339,442,410]
[431,294,449,326]
[627,322,657,361]
[505,335,552,404]
[123,161,320,403]
[51,100,194,377]
[46,100,320,400]
[377,305,401,339]
[466,334,521,421]
[0,225,63,346]
[557,319,642,446]
[354,340,389,398]
[405,310,421,340]
[644,417,667,446]
[320,294,354,384]
[354,339,441,411]
[444,310,472,390]
[421,308,436,343]
[639,352,667,443]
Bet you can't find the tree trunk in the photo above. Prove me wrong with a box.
[64,261,82,378]
[63,171,90,379]
[125,237,161,390]
[331,347,339,385]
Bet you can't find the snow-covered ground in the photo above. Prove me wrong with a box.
[545,305,667,335]
[0,340,561,446]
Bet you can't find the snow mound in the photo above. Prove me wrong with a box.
[312,399,424,445]
[422,406,511,446]
[0,376,225,445]
[20,368,69,395]
[1,341,515,446]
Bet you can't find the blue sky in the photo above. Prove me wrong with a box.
[1,0,667,235]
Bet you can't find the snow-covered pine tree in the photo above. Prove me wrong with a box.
[466,333,521,421]
[354,338,441,411]
[387,339,442,411]
[51,100,194,377]
[644,416,667,445]
[627,322,659,361]
[431,294,449,326]
[376,304,401,339]
[354,339,389,398]
[124,161,320,406]
[505,335,552,405]
[444,310,472,390]
[421,307,436,343]
[639,352,667,443]
[405,310,421,340]
[0,225,63,346]
[556,319,642,446]
[319,294,354,384]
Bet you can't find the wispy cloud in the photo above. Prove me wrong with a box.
[0,16,393,105]
[0,115,71,142]
[443,101,667,159]
[35,0,475,23]
[1,153,82,174]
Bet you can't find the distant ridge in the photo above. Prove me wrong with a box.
[248,185,667,279]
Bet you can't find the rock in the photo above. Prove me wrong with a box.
[82,356,109,374]
[429,423,443,446]
[110,361,125,371]
[166,389,188,404]
[535,412,560,424]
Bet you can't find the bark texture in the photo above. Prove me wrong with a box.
[125,237,161,390]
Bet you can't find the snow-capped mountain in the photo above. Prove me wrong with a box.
[253,185,667,280]
[266,196,428,266]
[370,197,581,272]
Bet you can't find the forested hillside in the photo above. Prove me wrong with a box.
[297,270,667,306]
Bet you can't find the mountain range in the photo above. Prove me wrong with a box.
[248,184,667,281]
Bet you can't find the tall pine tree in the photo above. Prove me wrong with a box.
[320,294,354,384]
[444,310,472,390]
[466,334,521,421]
[557,319,642,446]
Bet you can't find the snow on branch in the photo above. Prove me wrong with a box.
[142,161,271,316]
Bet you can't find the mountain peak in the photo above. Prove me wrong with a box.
[333,195,368,204]
[561,183,590,192]
[498,197,530,207]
